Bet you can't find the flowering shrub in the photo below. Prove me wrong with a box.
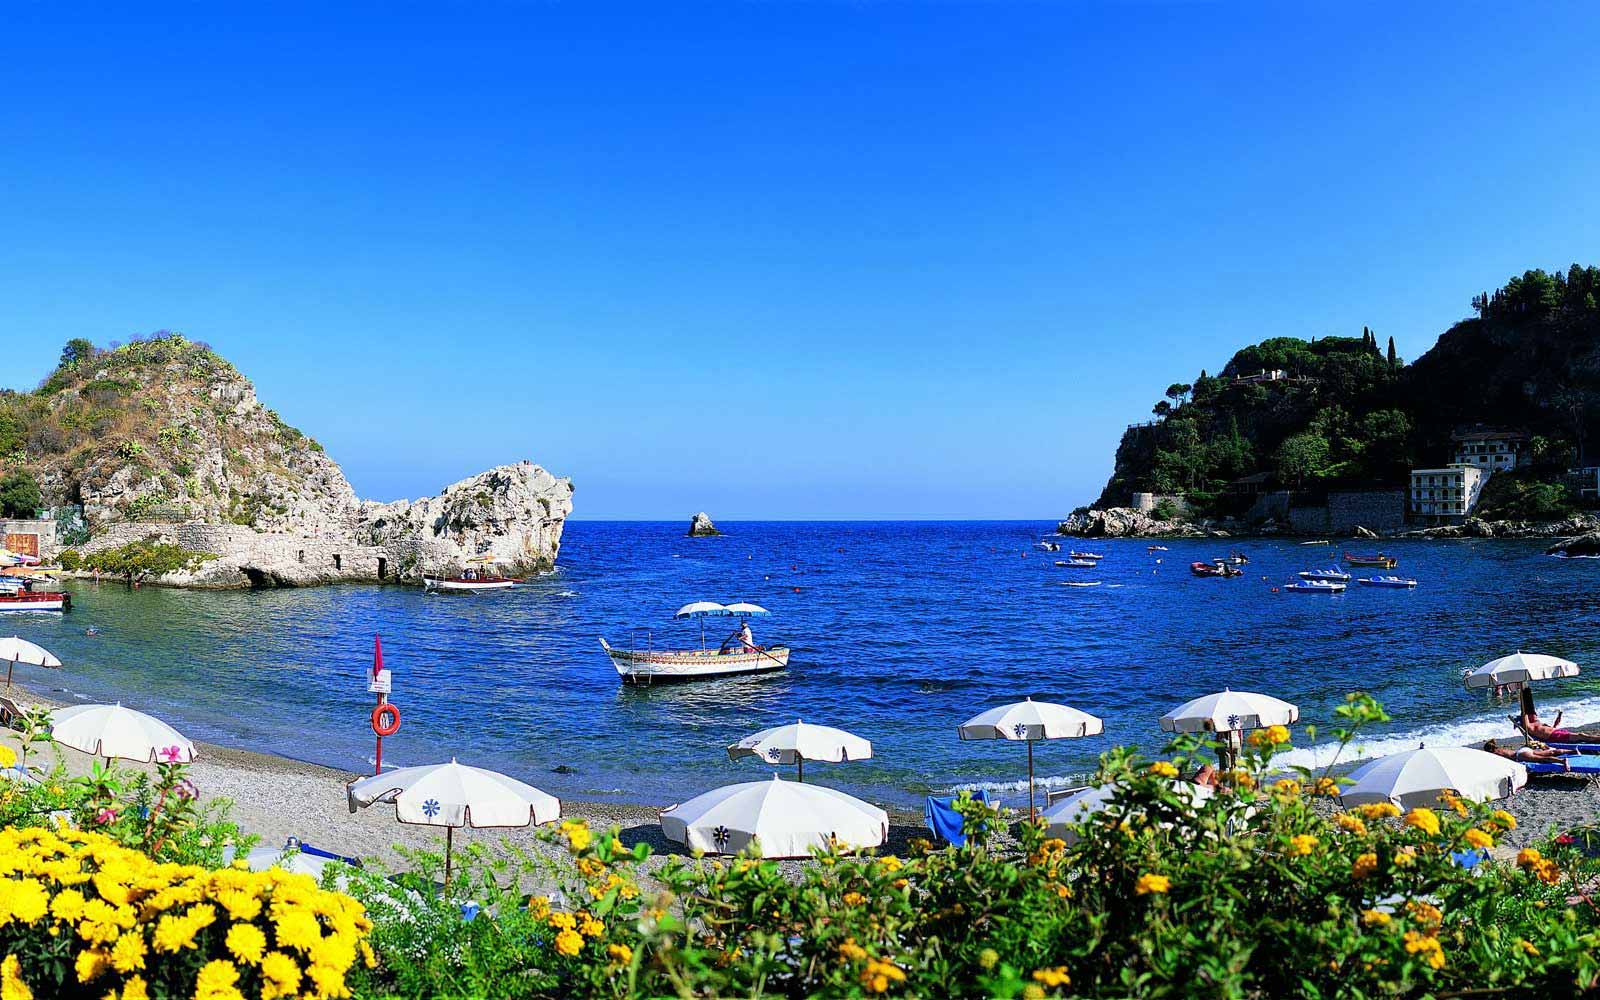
[0,825,373,999]
[347,693,1600,998]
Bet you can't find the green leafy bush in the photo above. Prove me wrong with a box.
[77,537,216,583]
[0,470,42,518]
[348,694,1600,998]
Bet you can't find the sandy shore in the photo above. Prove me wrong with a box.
[2,688,1591,881]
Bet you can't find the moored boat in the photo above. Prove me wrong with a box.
[423,554,518,593]
[1034,540,1061,552]
[1284,579,1346,594]
[1056,559,1097,568]
[601,601,789,684]
[1191,560,1242,578]
[0,580,70,613]
[1147,545,1169,552]
[1067,550,1104,561]
[1344,552,1398,568]
[1357,575,1419,589]
[1224,553,1249,566]
[1298,567,1352,582]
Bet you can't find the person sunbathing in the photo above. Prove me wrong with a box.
[1520,709,1600,744]
[1483,739,1575,769]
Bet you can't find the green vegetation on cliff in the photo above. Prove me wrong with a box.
[1095,265,1600,516]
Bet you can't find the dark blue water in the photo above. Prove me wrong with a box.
[11,523,1600,807]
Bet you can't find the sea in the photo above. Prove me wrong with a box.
[11,522,1600,809]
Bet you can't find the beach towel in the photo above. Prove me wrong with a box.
[924,791,994,847]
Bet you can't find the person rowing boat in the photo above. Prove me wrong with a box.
[720,620,755,654]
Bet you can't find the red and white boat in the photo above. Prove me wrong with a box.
[423,555,518,593]
[601,601,789,684]
[0,588,70,613]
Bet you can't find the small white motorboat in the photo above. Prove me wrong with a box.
[1061,581,1102,588]
[1147,545,1169,552]
[1298,567,1352,582]
[1357,575,1419,589]
[1068,550,1105,560]
[1284,579,1346,594]
[601,601,789,685]
[1056,559,1098,568]
[1034,540,1062,552]
[424,555,518,593]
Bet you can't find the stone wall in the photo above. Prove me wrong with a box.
[1287,490,1406,535]
[1130,493,1190,515]
[80,522,393,588]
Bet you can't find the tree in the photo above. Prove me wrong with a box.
[1274,433,1331,488]
[58,339,96,370]
[1386,336,1397,368]
[1165,383,1192,405]
[1152,400,1173,418]
[0,472,41,519]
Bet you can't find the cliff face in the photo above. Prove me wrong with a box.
[5,334,572,585]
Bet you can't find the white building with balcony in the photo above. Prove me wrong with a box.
[1409,463,1486,523]
[1450,428,1530,472]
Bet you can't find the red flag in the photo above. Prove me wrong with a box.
[373,634,384,680]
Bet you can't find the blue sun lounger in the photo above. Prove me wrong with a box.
[1542,742,1600,755]
[1523,759,1600,776]
[924,790,995,847]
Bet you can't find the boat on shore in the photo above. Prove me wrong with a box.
[1284,579,1346,594]
[1345,552,1398,568]
[1191,560,1242,578]
[1298,567,1352,582]
[601,601,789,685]
[1358,575,1419,589]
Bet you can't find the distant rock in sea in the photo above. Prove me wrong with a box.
[688,512,720,537]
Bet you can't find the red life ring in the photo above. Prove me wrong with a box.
[372,703,401,737]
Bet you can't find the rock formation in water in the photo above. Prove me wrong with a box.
[687,511,720,536]
[5,333,573,586]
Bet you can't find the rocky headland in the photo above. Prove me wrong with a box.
[2,334,572,587]
[1059,505,1600,543]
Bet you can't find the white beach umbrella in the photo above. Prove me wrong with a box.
[1463,652,1579,690]
[723,602,771,617]
[660,775,888,858]
[347,759,560,883]
[1339,747,1527,811]
[959,699,1104,818]
[1040,781,1214,845]
[50,704,196,764]
[729,720,872,781]
[1159,689,1299,734]
[0,637,61,688]
[675,601,730,618]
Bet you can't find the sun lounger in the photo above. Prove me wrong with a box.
[1522,760,1600,776]
[1541,742,1600,755]
[924,790,995,847]
[0,696,26,729]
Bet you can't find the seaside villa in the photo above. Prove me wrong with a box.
[1408,463,1486,524]
[1451,427,1531,473]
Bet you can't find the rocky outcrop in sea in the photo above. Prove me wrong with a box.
[688,512,720,537]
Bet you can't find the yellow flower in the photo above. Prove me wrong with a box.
[1286,834,1318,856]
[1519,938,1539,957]
[152,914,196,953]
[121,974,148,1000]
[1031,966,1070,988]
[1226,770,1256,790]
[978,948,998,970]
[1335,814,1368,836]
[838,937,868,962]
[1352,853,1378,879]
[1403,931,1446,970]
[0,955,30,1000]
[554,929,583,957]
[1517,847,1543,868]
[860,958,906,993]
[1403,808,1440,837]
[1134,873,1170,896]
[259,952,301,999]
[1248,724,1290,746]
[1272,779,1302,798]
[560,821,592,852]
[194,959,240,998]
[1313,777,1339,797]
[876,855,903,873]
[1492,809,1517,831]
[1023,987,1046,1000]
[1438,791,1469,817]
[579,915,604,938]
[4,880,49,924]
[226,923,267,965]
[75,949,108,984]
[273,909,322,953]
[1148,761,1179,779]
[607,943,633,964]
[0,746,16,769]
[1394,847,1417,868]
[110,931,147,973]
[1355,802,1400,820]
[843,891,866,907]
[1361,909,1391,927]
[1406,899,1442,927]
[1463,828,1494,850]
[528,895,551,919]
[548,912,577,932]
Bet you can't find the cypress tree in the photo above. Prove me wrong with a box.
[1386,336,1397,368]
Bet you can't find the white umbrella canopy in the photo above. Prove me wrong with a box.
[729,720,872,780]
[675,601,731,618]
[660,775,888,859]
[1463,652,1579,690]
[348,759,561,883]
[1040,781,1214,845]
[1159,689,1299,734]
[1339,747,1528,811]
[723,602,771,617]
[0,637,61,688]
[50,704,196,764]
[959,698,1104,819]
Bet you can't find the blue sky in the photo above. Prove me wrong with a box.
[3,3,1597,518]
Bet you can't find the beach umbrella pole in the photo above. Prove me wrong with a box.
[5,657,13,688]
[445,827,453,887]
[797,758,803,783]
[1027,740,1035,820]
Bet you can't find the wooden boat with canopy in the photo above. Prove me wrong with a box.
[424,555,518,593]
[600,601,790,685]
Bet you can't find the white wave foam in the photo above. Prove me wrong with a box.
[948,771,1100,795]
[1274,693,1600,770]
